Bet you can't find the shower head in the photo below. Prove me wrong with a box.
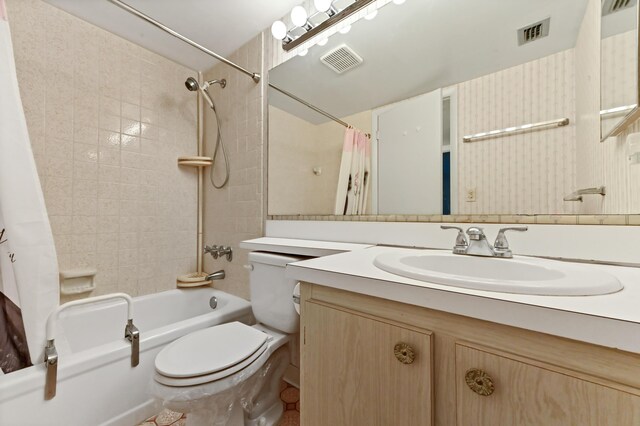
[184,77,226,92]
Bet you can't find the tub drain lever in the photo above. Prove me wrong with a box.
[125,319,140,367]
[44,339,58,400]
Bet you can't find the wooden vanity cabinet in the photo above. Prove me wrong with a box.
[301,300,434,426]
[300,283,640,426]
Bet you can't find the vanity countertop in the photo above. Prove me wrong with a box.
[240,237,372,257]
[286,245,640,354]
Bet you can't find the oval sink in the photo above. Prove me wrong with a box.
[373,251,623,296]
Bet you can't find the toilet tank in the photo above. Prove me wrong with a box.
[248,252,308,334]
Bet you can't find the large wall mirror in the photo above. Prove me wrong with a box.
[268,0,640,217]
[600,0,639,140]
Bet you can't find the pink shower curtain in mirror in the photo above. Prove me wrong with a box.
[0,0,59,374]
[334,128,371,215]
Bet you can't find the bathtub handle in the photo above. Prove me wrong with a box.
[44,340,58,400]
[125,319,140,367]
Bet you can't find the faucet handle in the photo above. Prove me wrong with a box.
[494,226,528,257]
[441,226,468,254]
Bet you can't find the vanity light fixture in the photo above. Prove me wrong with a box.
[272,0,377,52]
[317,38,329,46]
[298,48,309,57]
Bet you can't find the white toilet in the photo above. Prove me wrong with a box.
[152,252,306,426]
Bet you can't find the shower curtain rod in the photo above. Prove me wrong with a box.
[269,83,350,128]
[107,0,261,82]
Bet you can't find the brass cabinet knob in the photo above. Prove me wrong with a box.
[465,368,495,396]
[394,343,415,364]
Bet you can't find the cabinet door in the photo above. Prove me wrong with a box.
[456,343,640,426]
[301,301,433,426]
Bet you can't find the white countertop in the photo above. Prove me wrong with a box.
[286,246,640,354]
[240,237,372,257]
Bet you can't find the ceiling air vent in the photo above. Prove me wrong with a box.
[320,44,363,74]
[602,0,636,16]
[517,17,551,46]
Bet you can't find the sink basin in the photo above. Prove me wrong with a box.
[373,251,623,296]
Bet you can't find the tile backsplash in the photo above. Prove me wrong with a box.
[7,0,199,302]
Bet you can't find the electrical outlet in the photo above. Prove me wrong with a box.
[466,188,477,202]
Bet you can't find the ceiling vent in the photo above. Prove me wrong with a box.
[517,17,551,46]
[320,45,363,74]
[602,0,636,16]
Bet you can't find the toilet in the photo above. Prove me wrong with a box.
[151,252,306,426]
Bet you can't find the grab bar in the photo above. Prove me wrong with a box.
[563,186,606,202]
[44,293,139,400]
[463,118,570,142]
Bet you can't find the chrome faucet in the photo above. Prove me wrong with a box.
[441,226,527,258]
[204,245,233,261]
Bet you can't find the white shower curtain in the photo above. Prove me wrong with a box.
[334,128,371,215]
[0,0,59,373]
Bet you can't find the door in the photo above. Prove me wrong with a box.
[301,301,433,426]
[456,343,640,425]
[376,89,443,214]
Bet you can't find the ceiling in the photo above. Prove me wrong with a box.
[269,0,590,125]
[44,0,302,71]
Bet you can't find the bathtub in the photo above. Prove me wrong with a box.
[0,288,252,426]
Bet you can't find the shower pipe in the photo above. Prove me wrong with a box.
[107,0,261,83]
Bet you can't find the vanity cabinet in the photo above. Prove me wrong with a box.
[301,300,433,425]
[300,283,640,426]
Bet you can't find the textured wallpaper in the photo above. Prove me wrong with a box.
[456,49,577,215]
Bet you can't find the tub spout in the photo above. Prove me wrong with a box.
[206,270,225,281]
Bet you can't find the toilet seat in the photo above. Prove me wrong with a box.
[155,322,269,387]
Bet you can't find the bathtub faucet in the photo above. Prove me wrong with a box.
[43,293,139,400]
[206,270,226,281]
[204,245,233,261]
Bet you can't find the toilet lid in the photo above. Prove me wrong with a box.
[155,322,269,378]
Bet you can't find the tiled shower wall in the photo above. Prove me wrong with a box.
[7,0,199,302]
[202,34,266,300]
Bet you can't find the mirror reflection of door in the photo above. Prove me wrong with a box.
[375,89,443,215]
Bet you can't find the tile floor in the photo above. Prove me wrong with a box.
[140,381,300,426]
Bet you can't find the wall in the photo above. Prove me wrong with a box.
[202,34,266,300]
[268,107,372,215]
[7,0,199,302]
[456,49,577,215]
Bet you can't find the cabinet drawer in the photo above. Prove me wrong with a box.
[302,301,433,426]
[456,343,640,426]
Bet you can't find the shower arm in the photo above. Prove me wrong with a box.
[107,0,261,83]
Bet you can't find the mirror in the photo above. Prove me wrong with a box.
[600,0,638,140]
[268,0,638,217]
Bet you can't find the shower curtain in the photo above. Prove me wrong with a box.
[334,128,371,215]
[0,0,59,374]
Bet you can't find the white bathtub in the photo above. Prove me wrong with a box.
[0,288,253,426]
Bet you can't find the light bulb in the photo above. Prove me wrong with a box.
[291,6,308,27]
[314,0,333,13]
[271,21,287,40]
[365,10,378,20]
[317,38,329,46]
[393,0,406,4]
[298,48,309,57]
[339,25,351,34]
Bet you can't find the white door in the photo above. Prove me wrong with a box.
[376,89,443,214]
